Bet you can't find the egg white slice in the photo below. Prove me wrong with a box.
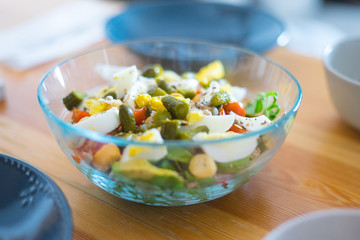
[233,114,272,132]
[74,107,120,134]
[121,129,167,162]
[193,132,258,163]
[113,65,139,99]
[191,114,235,134]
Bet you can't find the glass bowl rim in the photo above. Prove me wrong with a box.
[37,38,302,147]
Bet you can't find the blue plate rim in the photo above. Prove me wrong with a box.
[0,153,73,240]
[105,1,286,53]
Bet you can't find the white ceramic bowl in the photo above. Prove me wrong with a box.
[263,209,360,240]
[323,36,360,131]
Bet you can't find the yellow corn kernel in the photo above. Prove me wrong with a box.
[150,97,166,111]
[135,94,151,108]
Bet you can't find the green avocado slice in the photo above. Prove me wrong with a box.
[112,159,184,189]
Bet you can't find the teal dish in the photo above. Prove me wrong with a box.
[106,2,285,53]
[37,40,302,206]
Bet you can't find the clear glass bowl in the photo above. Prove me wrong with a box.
[37,40,302,206]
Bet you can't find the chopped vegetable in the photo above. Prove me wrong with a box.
[158,79,175,94]
[137,123,156,133]
[179,125,209,140]
[223,102,246,116]
[245,92,280,120]
[133,107,146,126]
[211,91,231,106]
[176,88,196,99]
[158,159,176,170]
[228,124,246,134]
[72,108,90,123]
[63,90,86,111]
[148,86,167,97]
[119,104,136,132]
[160,120,180,140]
[142,63,163,78]
[218,107,225,115]
[162,96,189,120]
[166,147,192,163]
[112,159,183,189]
[153,110,172,127]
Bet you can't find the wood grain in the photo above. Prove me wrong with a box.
[0,45,360,239]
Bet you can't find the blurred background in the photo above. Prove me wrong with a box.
[0,0,359,71]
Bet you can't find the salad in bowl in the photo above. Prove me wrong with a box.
[38,40,302,206]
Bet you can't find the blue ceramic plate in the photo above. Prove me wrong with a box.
[105,1,285,53]
[0,154,72,240]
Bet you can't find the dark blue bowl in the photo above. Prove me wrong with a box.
[105,1,285,53]
[0,154,72,240]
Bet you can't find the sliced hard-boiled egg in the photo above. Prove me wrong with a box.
[123,81,147,109]
[74,107,120,134]
[193,132,258,163]
[85,99,110,115]
[190,114,235,134]
[85,96,122,115]
[113,65,139,99]
[121,129,167,162]
[233,114,272,132]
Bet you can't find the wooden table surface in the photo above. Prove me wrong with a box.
[1,2,360,240]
